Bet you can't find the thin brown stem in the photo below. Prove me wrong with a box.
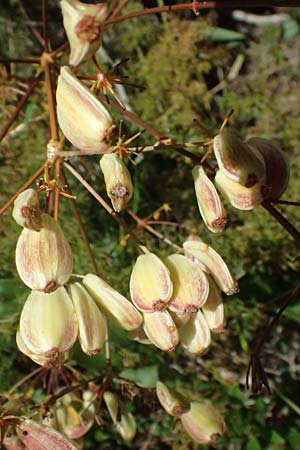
[51,41,69,59]
[273,199,300,207]
[53,158,61,220]
[44,60,59,141]
[106,1,300,24]
[262,202,300,242]
[42,0,49,53]
[0,77,41,144]
[16,0,44,47]
[60,169,99,274]
[9,367,45,394]
[0,164,45,216]
[110,0,130,19]
[0,58,40,64]
[63,161,142,246]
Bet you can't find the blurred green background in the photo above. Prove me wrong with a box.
[1,1,300,448]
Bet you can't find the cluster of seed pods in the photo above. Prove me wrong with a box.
[193,128,290,233]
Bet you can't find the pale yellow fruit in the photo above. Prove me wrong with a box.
[179,310,211,355]
[116,413,137,441]
[202,276,225,333]
[156,381,190,416]
[12,188,42,231]
[143,310,179,351]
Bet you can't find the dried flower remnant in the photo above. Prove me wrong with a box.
[164,254,209,314]
[247,137,290,200]
[183,240,238,295]
[83,273,143,331]
[69,282,106,355]
[60,0,107,66]
[213,128,266,187]
[143,310,179,351]
[192,165,227,233]
[56,66,115,153]
[16,419,78,450]
[12,189,42,231]
[15,213,73,293]
[180,401,226,444]
[215,169,269,211]
[100,153,133,212]
[179,310,211,355]
[19,287,78,358]
[130,253,173,312]
[156,381,190,416]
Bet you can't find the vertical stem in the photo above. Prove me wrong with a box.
[53,158,61,220]
[42,0,49,52]
[16,0,44,47]
[262,202,300,242]
[44,61,59,141]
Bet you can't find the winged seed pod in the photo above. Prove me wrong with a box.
[156,381,190,416]
[179,310,211,355]
[164,254,209,314]
[16,419,78,450]
[19,287,78,358]
[143,310,179,351]
[103,391,119,424]
[180,401,226,444]
[15,213,73,293]
[12,189,42,231]
[55,400,94,440]
[56,66,115,153]
[69,282,106,355]
[60,0,107,66]
[192,165,227,233]
[213,128,266,187]
[202,276,225,333]
[16,327,69,368]
[83,273,143,331]
[215,169,269,210]
[183,240,238,295]
[169,311,191,329]
[130,253,173,312]
[100,153,133,212]
[247,137,290,200]
[116,412,137,441]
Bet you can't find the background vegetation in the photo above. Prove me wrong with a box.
[1,1,300,449]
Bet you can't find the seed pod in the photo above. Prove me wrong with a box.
[61,0,107,66]
[156,381,190,416]
[130,253,173,312]
[180,401,226,444]
[215,169,269,210]
[103,391,119,424]
[116,412,137,441]
[3,432,26,450]
[56,66,115,153]
[16,419,78,450]
[15,213,73,293]
[19,287,78,358]
[12,189,42,231]
[202,277,225,333]
[164,254,209,314]
[192,165,227,233]
[143,310,179,351]
[247,137,290,200]
[179,310,211,355]
[69,282,106,355]
[16,327,69,368]
[127,326,152,345]
[183,240,238,295]
[213,128,266,187]
[83,273,143,331]
[169,311,191,329]
[100,153,133,212]
[56,403,94,440]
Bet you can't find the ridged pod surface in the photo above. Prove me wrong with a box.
[83,273,143,331]
[192,165,227,233]
[143,310,179,351]
[19,287,78,358]
[164,254,209,314]
[130,253,173,312]
[56,66,115,153]
[213,128,266,187]
[202,277,225,333]
[156,381,190,416]
[183,240,238,295]
[15,213,73,293]
[179,310,211,355]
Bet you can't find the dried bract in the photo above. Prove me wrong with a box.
[192,165,227,233]
[12,189,42,231]
[15,213,73,293]
[60,0,107,66]
[100,153,133,212]
[56,66,115,153]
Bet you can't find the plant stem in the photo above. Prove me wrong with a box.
[262,202,300,242]
[0,164,45,217]
[0,58,40,64]
[16,0,44,47]
[0,77,41,144]
[42,0,49,53]
[105,1,300,25]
